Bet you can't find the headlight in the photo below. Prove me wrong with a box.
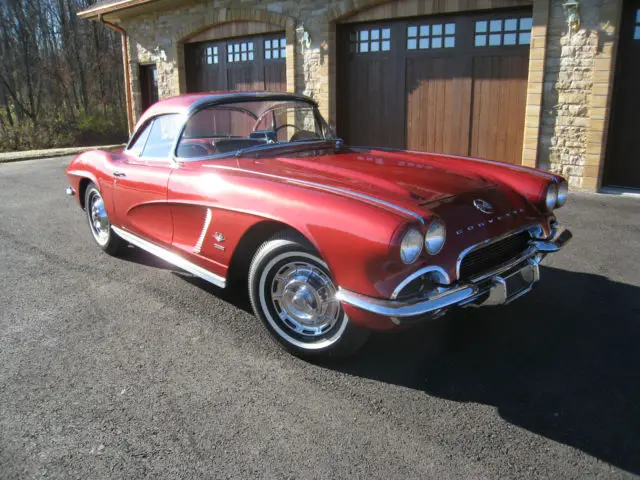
[556,181,568,208]
[545,183,558,211]
[400,228,424,264]
[425,219,446,255]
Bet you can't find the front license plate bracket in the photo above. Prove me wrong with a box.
[482,262,539,306]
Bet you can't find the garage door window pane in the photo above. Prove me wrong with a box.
[353,28,391,53]
[205,46,219,65]
[520,17,533,30]
[507,19,519,31]
[227,41,255,62]
[475,16,532,47]
[635,10,640,40]
[407,22,455,50]
[265,38,286,59]
[504,33,517,45]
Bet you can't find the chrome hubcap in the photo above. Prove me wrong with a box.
[89,192,110,244]
[271,261,340,337]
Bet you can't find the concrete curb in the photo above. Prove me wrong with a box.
[0,144,125,164]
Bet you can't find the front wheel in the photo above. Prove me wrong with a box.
[248,232,369,360]
[84,183,126,255]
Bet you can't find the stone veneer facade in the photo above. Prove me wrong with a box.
[110,0,625,192]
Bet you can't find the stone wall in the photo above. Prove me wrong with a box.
[538,0,600,188]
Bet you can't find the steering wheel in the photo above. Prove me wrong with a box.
[274,124,303,135]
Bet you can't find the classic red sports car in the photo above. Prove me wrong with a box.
[66,92,572,359]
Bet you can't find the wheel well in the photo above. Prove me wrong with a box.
[227,221,310,286]
[78,178,92,210]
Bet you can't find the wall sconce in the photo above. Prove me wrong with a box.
[562,1,581,35]
[296,24,312,51]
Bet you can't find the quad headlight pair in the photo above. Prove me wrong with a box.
[400,220,446,264]
[544,181,569,211]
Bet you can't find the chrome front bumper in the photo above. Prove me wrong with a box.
[336,225,572,325]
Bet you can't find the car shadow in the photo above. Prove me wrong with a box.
[115,246,640,472]
[118,244,254,314]
[331,266,640,474]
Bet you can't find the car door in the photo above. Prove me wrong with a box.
[111,114,179,247]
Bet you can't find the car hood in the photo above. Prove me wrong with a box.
[238,151,495,208]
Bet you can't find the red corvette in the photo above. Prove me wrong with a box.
[66,92,572,359]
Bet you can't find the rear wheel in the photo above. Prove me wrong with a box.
[84,183,126,255]
[248,232,369,360]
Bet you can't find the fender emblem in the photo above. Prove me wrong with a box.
[473,199,494,214]
[214,232,225,243]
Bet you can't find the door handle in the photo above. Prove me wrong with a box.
[113,171,126,178]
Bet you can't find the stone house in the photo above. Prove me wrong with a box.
[79,0,640,192]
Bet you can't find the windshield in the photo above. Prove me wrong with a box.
[176,99,333,159]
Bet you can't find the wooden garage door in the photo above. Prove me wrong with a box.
[185,33,286,93]
[338,9,532,164]
[603,0,640,188]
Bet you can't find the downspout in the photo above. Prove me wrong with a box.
[99,15,134,134]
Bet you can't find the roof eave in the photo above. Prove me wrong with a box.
[77,0,157,20]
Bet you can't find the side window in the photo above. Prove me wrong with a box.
[141,114,182,158]
[127,121,152,156]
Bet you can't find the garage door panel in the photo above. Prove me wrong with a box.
[604,0,640,188]
[185,33,286,94]
[344,58,404,148]
[227,64,264,91]
[264,62,286,92]
[405,56,471,155]
[470,54,528,164]
[338,8,532,165]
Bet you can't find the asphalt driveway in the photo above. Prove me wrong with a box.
[1,156,639,479]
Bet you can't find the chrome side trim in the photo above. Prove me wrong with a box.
[111,226,226,289]
[455,224,540,280]
[391,265,451,299]
[336,285,478,318]
[201,164,425,224]
[193,208,212,254]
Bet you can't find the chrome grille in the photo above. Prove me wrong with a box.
[459,230,532,281]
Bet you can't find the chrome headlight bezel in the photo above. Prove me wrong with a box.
[545,183,558,212]
[400,228,424,264]
[425,219,446,255]
[556,181,568,208]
